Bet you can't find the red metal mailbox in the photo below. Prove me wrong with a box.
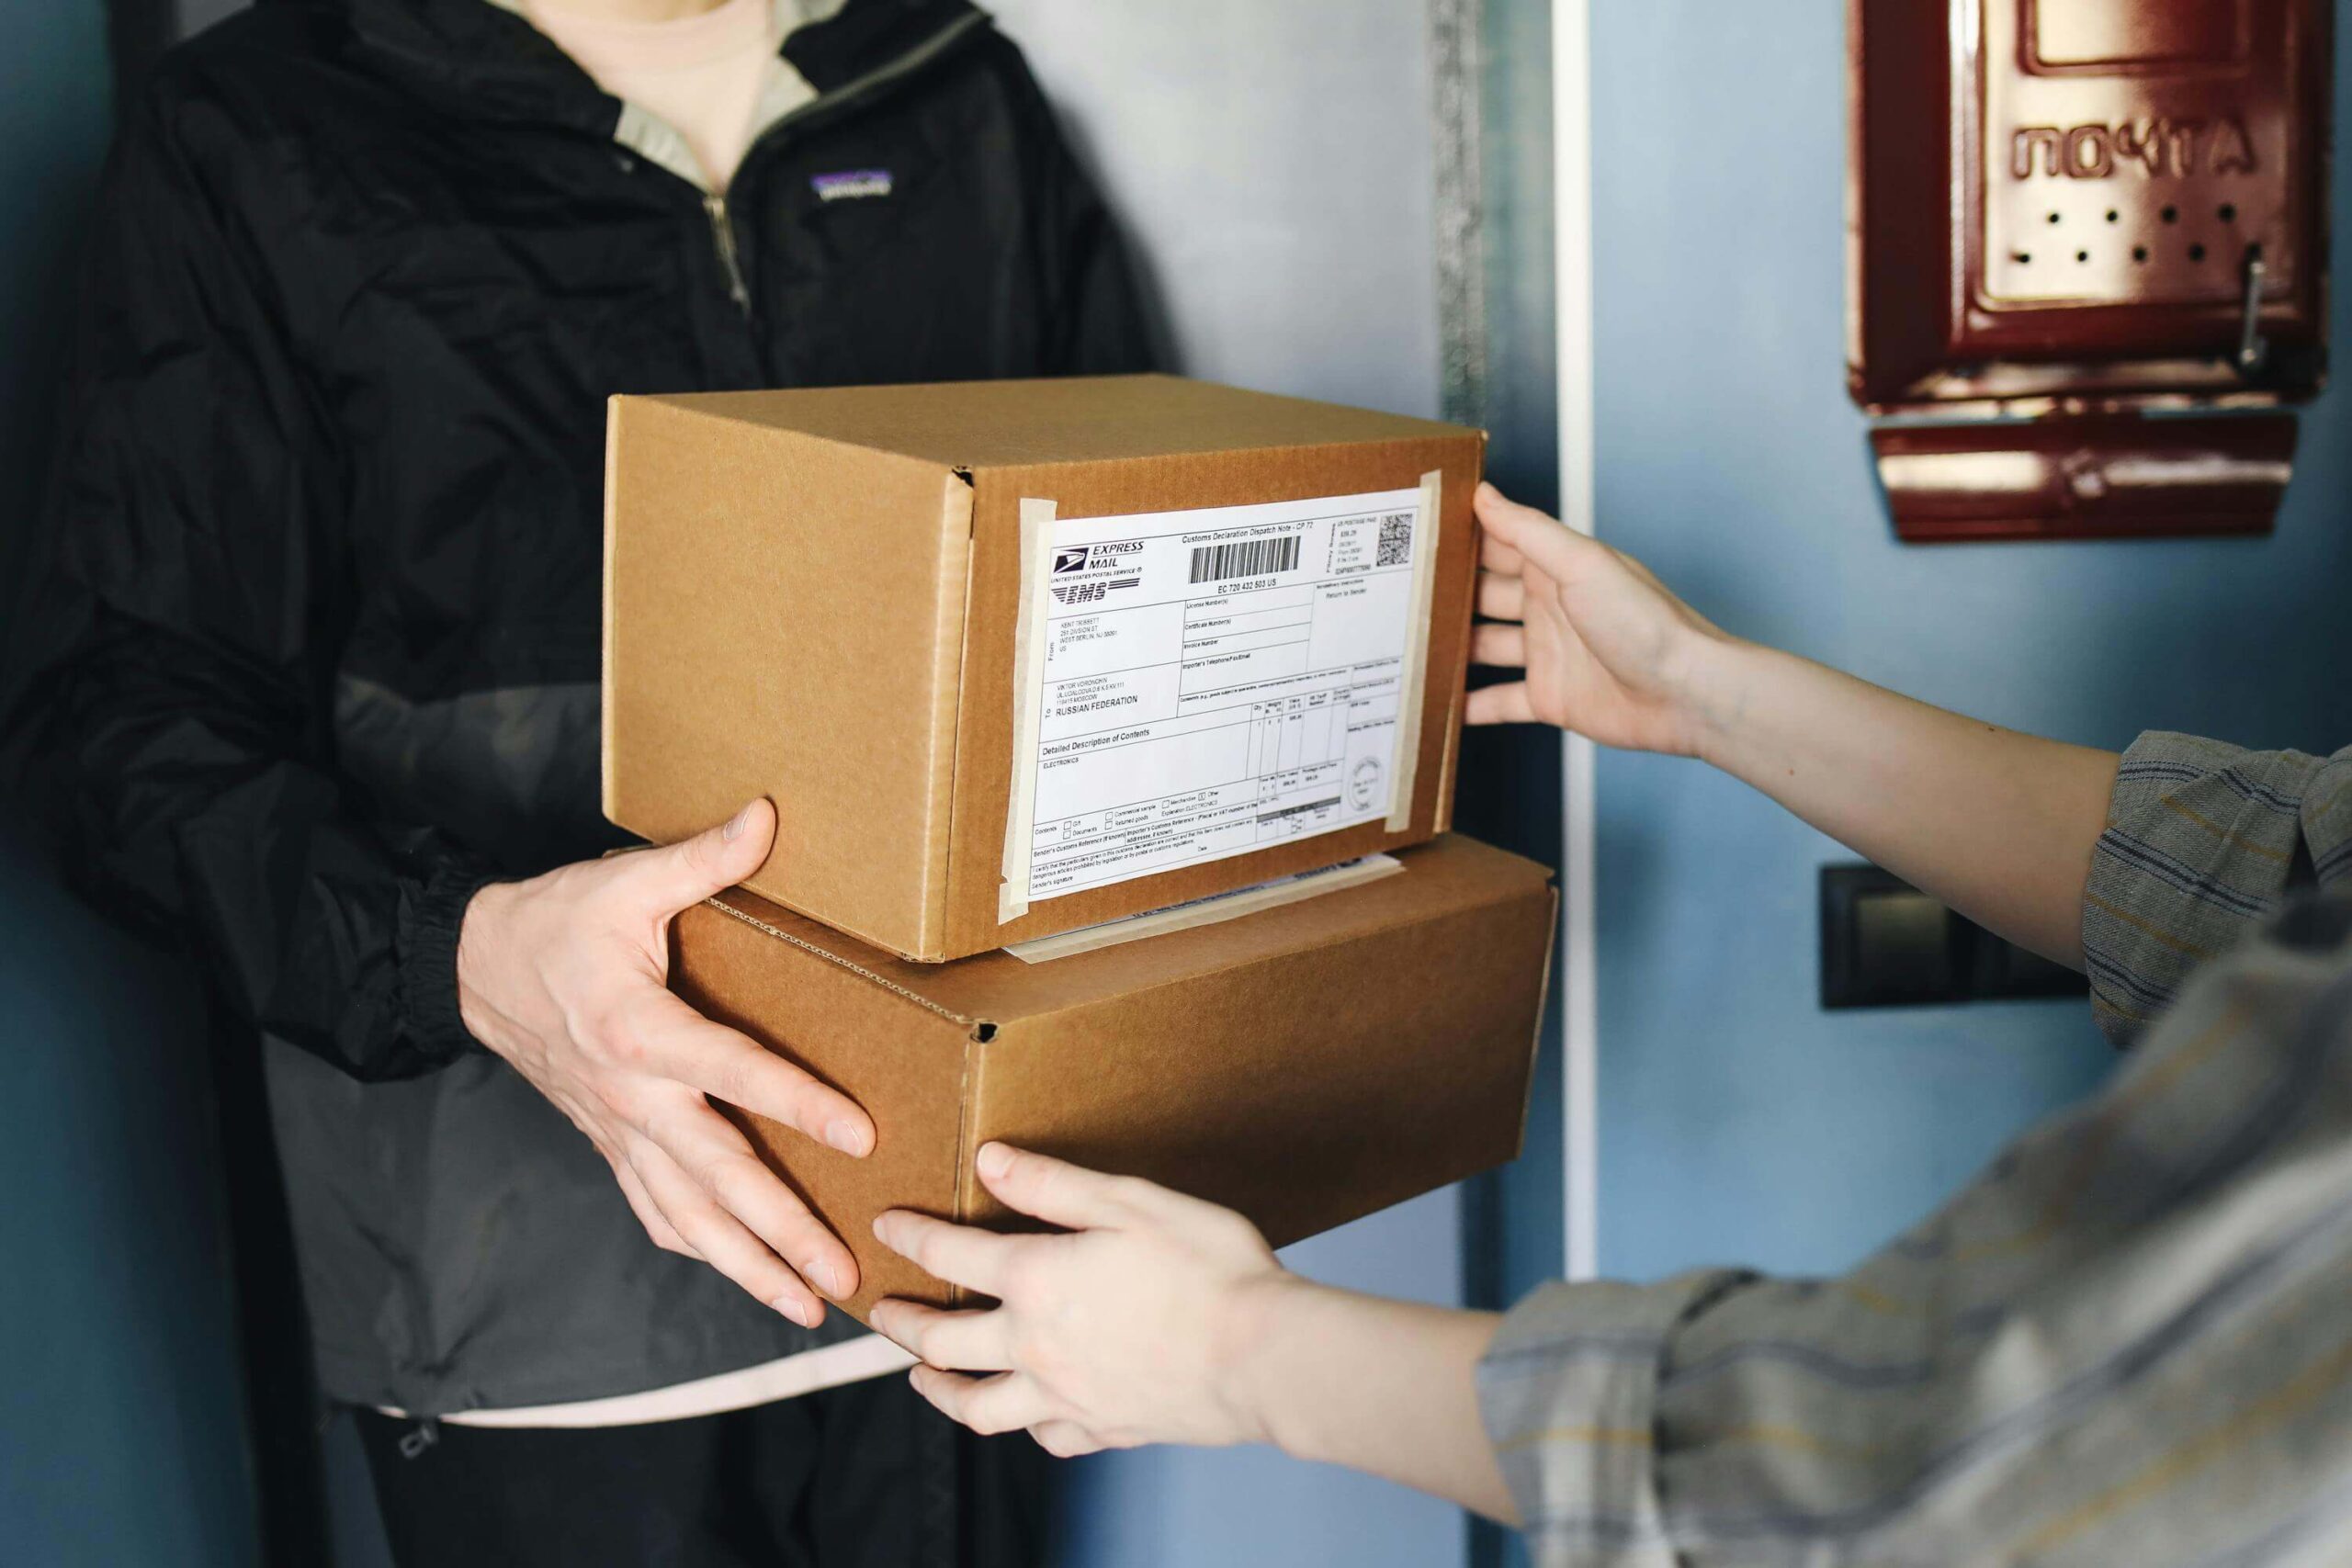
[1849,0,2330,541]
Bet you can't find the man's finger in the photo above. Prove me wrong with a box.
[1464,682,1535,727]
[646,1111,860,1301]
[971,1143,1142,1231]
[626,987,874,1156]
[1471,622,1526,670]
[632,1144,826,1327]
[1030,1421,1106,1458]
[1476,572,1525,622]
[870,1301,1012,1372]
[609,1154,698,1259]
[909,1367,1055,1437]
[873,1210,1017,1296]
[626,797,776,915]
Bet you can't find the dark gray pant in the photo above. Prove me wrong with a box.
[353,1374,1051,1568]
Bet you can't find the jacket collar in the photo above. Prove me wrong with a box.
[775,0,978,95]
[308,0,983,130]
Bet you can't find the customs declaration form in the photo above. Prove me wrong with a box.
[1012,485,1429,905]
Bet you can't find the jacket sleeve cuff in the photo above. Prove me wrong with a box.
[399,854,504,1068]
[1476,1269,1748,1560]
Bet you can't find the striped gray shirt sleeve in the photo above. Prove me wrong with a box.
[2083,731,2352,1045]
[1479,894,2352,1566]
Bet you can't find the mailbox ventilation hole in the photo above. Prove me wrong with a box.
[2219,203,2238,223]
[2013,250,2031,264]
[2106,209,2120,222]
[2076,250,2089,263]
[2162,205,2179,223]
[2133,245,2150,263]
[2189,243,2208,262]
[2047,211,2061,225]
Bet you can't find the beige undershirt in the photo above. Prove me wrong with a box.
[386,0,901,1430]
[525,0,780,190]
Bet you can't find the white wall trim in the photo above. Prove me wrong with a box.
[1553,0,1600,1282]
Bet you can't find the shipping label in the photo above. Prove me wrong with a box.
[1012,486,1427,904]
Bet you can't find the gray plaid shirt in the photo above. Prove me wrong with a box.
[1480,733,2352,1566]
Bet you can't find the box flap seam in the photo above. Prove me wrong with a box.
[599,397,627,823]
[703,896,981,1029]
[921,474,978,957]
[959,432,1478,480]
[952,1032,978,1224]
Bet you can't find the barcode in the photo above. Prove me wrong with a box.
[1376,513,1413,567]
[1189,535,1301,583]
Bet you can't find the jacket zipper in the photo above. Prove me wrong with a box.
[679,10,989,319]
[704,193,751,313]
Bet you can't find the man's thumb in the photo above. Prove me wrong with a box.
[639,798,775,913]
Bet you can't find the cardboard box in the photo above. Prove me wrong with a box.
[671,834,1555,1323]
[606,374,1486,962]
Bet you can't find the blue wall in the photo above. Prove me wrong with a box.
[1588,0,2352,1283]
[0,5,261,1564]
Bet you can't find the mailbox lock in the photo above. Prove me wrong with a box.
[2236,243,2270,377]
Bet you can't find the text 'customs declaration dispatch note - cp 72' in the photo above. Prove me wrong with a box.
[1002,485,1432,912]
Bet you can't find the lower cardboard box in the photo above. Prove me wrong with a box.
[672,833,1556,1324]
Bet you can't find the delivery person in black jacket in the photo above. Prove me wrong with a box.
[2,0,1151,1561]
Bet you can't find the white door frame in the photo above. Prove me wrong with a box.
[1553,0,1600,1281]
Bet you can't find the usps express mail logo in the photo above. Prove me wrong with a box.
[1050,541,1144,606]
[811,168,894,201]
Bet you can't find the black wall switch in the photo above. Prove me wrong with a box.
[1820,863,2088,1010]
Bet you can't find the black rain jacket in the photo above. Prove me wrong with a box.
[4,0,1151,1412]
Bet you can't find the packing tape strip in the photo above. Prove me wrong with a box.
[1384,468,1445,831]
[997,497,1057,924]
[1003,853,1406,964]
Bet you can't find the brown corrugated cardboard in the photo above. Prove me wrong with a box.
[607,374,1486,961]
[670,834,1555,1324]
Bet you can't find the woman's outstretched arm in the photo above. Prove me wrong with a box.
[1468,483,2117,967]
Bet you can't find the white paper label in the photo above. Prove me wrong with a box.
[1013,486,1427,904]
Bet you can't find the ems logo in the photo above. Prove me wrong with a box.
[1053,547,1091,574]
[811,169,894,201]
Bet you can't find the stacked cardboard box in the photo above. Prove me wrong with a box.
[673,835,1555,1319]
[605,375,1555,1321]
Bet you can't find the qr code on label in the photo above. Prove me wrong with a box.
[1376,513,1413,568]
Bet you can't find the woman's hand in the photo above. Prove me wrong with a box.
[869,1144,1295,1456]
[456,799,872,1328]
[872,1145,1518,1518]
[1469,480,1735,757]
[1470,481,2114,967]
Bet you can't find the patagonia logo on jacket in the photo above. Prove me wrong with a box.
[812,168,893,201]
